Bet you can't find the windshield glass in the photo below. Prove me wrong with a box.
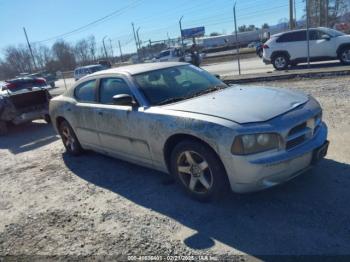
[133,65,227,106]
[320,28,345,37]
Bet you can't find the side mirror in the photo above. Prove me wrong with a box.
[321,34,331,41]
[214,74,221,79]
[112,94,137,107]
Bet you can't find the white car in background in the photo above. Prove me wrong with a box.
[153,48,191,62]
[74,64,105,81]
[263,27,350,70]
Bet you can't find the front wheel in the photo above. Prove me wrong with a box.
[272,54,289,70]
[58,120,83,156]
[170,140,228,201]
[339,47,350,65]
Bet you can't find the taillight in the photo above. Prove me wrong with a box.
[262,44,269,49]
[3,82,16,90]
[34,78,47,85]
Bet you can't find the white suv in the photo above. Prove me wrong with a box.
[263,27,350,70]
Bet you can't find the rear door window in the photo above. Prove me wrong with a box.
[277,31,306,42]
[99,78,133,104]
[309,30,323,40]
[74,80,97,103]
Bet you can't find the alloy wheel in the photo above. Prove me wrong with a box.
[275,56,287,69]
[341,49,350,63]
[61,126,76,152]
[176,150,213,194]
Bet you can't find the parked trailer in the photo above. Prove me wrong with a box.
[197,28,284,50]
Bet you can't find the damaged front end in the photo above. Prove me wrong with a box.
[0,79,51,135]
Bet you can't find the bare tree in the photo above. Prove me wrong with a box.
[32,44,52,70]
[51,40,76,71]
[3,45,32,75]
[75,39,90,65]
[304,0,349,27]
[88,35,97,62]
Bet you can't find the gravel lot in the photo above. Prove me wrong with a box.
[0,76,349,260]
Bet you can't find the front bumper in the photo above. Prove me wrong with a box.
[224,122,328,193]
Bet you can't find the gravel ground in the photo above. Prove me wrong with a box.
[0,76,349,261]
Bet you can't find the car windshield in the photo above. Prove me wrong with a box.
[133,65,227,106]
[320,28,345,37]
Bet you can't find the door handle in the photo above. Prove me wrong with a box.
[98,111,103,116]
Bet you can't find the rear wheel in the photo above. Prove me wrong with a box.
[58,120,83,156]
[272,54,289,70]
[0,121,8,136]
[339,47,350,65]
[170,140,228,201]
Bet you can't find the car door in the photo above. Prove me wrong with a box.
[281,31,307,60]
[72,79,101,148]
[309,29,336,58]
[94,77,152,165]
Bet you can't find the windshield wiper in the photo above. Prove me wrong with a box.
[156,85,227,106]
[157,97,187,105]
[189,85,227,98]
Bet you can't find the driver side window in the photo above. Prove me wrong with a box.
[99,78,133,104]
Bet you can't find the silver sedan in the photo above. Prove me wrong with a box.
[49,62,329,201]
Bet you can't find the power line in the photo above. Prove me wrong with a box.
[33,0,143,44]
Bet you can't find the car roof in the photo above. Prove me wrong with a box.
[75,64,103,70]
[90,62,188,76]
[272,27,325,37]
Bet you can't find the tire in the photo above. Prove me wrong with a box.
[257,49,263,58]
[170,140,229,201]
[58,120,83,156]
[0,121,8,136]
[339,47,350,65]
[272,54,289,70]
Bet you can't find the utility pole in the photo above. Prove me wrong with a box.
[306,0,310,68]
[136,27,143,61]
[179,16,184,48]
[325,0,329,27]
[136,27,141,50]
[293,0,297,28]
[131,22,139,61]
[23,27,37,72]
[109,38,114,63]
[289,0,294,30]
[233,1,241,75]
[102,36,108,59]
[118,40,123,63]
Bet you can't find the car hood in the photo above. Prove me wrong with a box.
[162,85,309,124]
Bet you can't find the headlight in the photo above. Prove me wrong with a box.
[231,133,281,155]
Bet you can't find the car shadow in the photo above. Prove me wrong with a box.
[0,121,59,154]
[62,152,350,257]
